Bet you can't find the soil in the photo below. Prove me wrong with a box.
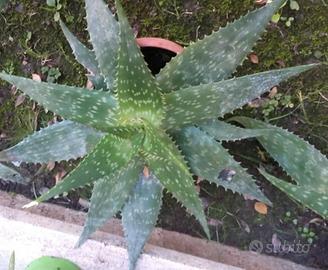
[0,0,327,269]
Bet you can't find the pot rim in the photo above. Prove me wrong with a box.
[136,37,184,55]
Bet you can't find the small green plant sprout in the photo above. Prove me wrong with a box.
[0,0,327,269]
[41,66,61,83]
[271,0,300,27]
[46,0,62,21]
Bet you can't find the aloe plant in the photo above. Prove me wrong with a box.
[0,0,327,269]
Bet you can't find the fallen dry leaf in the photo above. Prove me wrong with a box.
[55,170,67,183]
[249,53,259,64]
[268,86,278,99]
[32,73,42,82]
[143,166,150,178]
[46,161,56,172]
[15,94,26,107]
[255,0,267,5]
[254,202,268,215]
[86,79,94,90]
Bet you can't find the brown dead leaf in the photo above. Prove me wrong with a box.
[143,166,150,179]
[32,73,41,82]
[46,161,56,172]
[255,0,267,5]
[15,94,26,107]
[276,59,286,68]
[268,87,278,99]
[86,79,94,90]
[55,170,67,184]
[249,53,259,64]
[11,85,18,95]
[255,202,268,215]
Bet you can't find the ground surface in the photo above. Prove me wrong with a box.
[0,0,327,269]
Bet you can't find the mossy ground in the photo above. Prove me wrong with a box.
[0,0,327,268]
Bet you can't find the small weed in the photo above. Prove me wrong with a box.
[262,93,294,118]
[41,66,61,83]
[298,226,318,244]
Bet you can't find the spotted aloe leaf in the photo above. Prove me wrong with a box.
[174,127,271,204]
[0,121,104,163]
[60,20,99,76]
[85,0,119,90]
[163,65,316,128]
[116,1,164,126]
[122,174,163,270]
[0,73,118,131]
[0,163,26,183]
[156,0,285,92]
[59,20,106,90]
[77,158,143,246]
[260,169,328,219]
[232,117,328,193]
[198,120,270,142]
[35,133,143,204]
[143,125,210,237]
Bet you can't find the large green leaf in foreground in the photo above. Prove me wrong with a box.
[78,158,143,246]
[122,174,163,270]
[0,73,118,131]
[163,65,316,128]
[175,127,271,205]
[157,0,285,91]
[0,121,104,163]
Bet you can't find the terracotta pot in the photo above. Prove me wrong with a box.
[136,37,184,75]
[136,37,184,55]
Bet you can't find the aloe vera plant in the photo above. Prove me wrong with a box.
[0,0,327,269]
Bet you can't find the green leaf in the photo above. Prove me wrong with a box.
[260,169,328,219]
[36,133,143,203]
[60,20,102,77]
[0,73,118,131]
[46,0,56,7]
[115,0,164,126]
[0,163,26,184]
[143,125,210,237]
[271,13,281,23]
[163,65,317,128]
[199,120,270,142]
[85,0,119,90]
[0,121,104,163]
[156,0,285,92]
[174,127,271,204]
[122,174,163,270]
[231,117,328,194]
[77,158,143,246]
[290,0,300,11]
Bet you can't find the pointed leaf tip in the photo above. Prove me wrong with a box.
[85,0,119,90]
[0,163,27,184]
[157,0,292,92]
[122,175,163,270]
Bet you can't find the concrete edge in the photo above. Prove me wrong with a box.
[0,191,314,270]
